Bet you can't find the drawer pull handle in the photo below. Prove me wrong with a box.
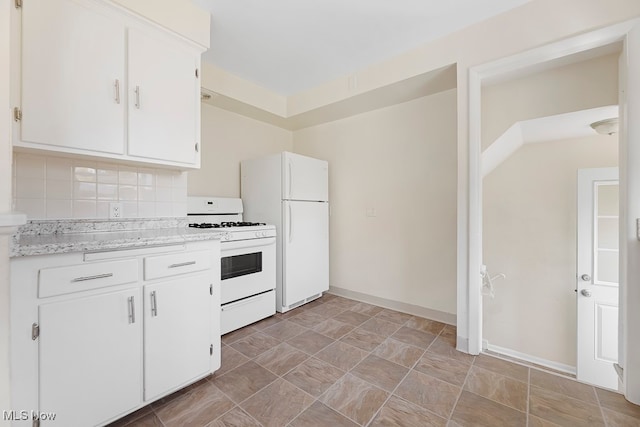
[150,291,158,317]
[71,273,114,282]
[168,261,196,269]
[128,296,136,324]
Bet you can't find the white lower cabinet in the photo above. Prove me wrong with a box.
[10,241,220,427]
[39,288,143,427]
[144,275,213,401]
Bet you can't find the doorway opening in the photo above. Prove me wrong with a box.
[461,19,640,397]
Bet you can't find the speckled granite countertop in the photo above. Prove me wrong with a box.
[11,218,224,257]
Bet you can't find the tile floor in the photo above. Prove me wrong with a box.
[108,294,640,427]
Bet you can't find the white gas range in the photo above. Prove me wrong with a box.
[187,197,276,334]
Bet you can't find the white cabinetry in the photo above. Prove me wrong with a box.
[10,241,220,427]
[128,28,200,165]
[142,249,215,401]
[143,275,212,401]
[14,0,204,169]
[21,0,126,155]
[39,288,142,427]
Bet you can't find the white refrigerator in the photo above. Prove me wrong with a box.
[241,152,329,312]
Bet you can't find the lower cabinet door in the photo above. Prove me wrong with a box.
[143,274,212,401]
[39,288,142,427]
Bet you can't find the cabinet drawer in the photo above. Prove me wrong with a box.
[39,259,138,298]
[144,250,212,280]
[220,290,276,335]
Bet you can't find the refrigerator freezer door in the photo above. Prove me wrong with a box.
[282,200,329,306]
[283,152,328,202]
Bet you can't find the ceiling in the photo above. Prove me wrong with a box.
[192,0,531,96]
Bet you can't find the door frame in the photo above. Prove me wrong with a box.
[461,19,639,365]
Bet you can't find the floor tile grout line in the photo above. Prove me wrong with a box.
[290,309,414,426]
[358,318,415,426]
[225,302,360,426]
[462,363,530,415]
[311,316,412,426]
[438,327,474,424]
[363,324,448,426]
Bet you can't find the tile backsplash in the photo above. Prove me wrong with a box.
[13,153,188,219]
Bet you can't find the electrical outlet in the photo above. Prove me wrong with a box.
[109,202,122,219]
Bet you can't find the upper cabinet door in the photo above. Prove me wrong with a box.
[21,0,125,154]
[128,28,200,166]
[283,152,329,201]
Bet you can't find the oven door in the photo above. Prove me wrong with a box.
[220,237,276,305]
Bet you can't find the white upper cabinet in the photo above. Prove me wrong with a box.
[14,0,204,169]
[21,0,126,155]
[128,28,200,166]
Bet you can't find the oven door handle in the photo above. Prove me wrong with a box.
[220,237,276,251]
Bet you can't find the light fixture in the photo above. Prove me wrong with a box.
[590,118,618,135]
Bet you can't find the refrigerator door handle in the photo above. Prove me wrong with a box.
[288,203,293,243]
[288,160,292,199]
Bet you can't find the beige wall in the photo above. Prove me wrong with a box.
[482,54,619,150]
[481,51,620,367]
[188,104,293,197]
[196,0,640,346]
[293,89,458,315]
[483,135,618,366]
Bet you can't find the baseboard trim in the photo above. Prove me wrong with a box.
[484,342,577,375]
[328,285,456,326]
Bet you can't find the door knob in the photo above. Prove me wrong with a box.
[581,274,591,281]
[581,289,592,297]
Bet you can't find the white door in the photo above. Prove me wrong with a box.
[283,152,329,201]
[283,200,329,306]
[577,167,619,390]
[39,289,142,427]
[21,0,125,154]
[128,28,200,165]
[144,274,212,401]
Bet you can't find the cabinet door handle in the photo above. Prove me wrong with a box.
[134,85,141,109]
[128,296,135,324]
[114,79,120,104]
[168,261,196,269]
[150,291,158,317]
[71,273,113,282]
